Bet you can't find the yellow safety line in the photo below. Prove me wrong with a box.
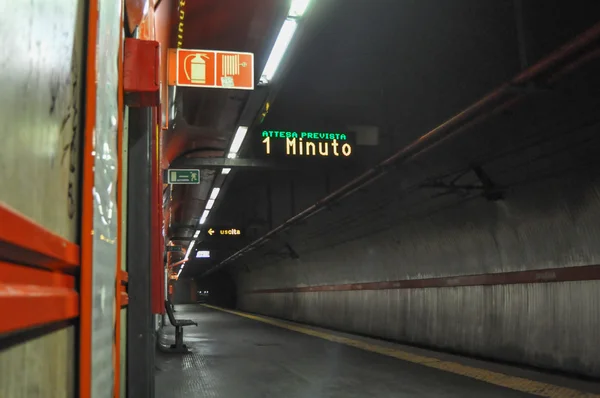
[202,304,600,398]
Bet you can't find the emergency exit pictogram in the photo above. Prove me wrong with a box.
[169,48,254,90]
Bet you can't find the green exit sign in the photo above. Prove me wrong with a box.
[166,245,182,252]
[168,169,200,184]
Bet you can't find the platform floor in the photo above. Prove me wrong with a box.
[155,305,599,398]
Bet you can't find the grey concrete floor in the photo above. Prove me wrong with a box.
[154,305,541,398]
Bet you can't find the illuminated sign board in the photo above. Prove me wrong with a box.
[166,245,183,252]
[205,227,243,237]
[168,48,254,90]
[260,130,354,158]
[196,250,210,258]
[167,169,200,184]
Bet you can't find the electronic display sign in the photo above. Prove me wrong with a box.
[259,130,355,158]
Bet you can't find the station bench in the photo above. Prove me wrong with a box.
[165,300,197,352]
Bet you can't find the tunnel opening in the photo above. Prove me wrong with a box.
[181,270,237,309]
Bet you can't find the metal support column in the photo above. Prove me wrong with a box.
[126,107,154,398]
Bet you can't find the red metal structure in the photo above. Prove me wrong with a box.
[1,0,284,395]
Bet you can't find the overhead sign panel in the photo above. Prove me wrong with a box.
[196,250,210,258]
[204,227,244,238]
[168,169,200,184]
[259,130,355,158]
[166,245,183,252]
[168,48,254,90]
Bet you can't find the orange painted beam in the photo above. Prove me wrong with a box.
[120,270,129,284]
[120,284,129,307]
[151,118,165,314]
[125,0,150,33]
[121,292,129,307]
[80,0,99,393]
[0,203,80,270]
[0,261,79,334]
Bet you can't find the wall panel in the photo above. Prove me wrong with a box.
[235,170,600,378]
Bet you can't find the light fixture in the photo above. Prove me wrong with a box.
[228,126,248,156]
[193,230,200,238]
[199,210,210,225]
[186,240,195,253]
[196,250,210,259]
[206,199,215,210]
[259,18,298,85]
[289,0,311,17]
[170,87,177,121]
[183,239,196,261]
[222,168,231,175]
[209,187,220,200]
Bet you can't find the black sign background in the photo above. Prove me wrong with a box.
[252,128,357,159]
[202,226,244,239]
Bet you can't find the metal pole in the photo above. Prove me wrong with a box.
[126,107,154,398]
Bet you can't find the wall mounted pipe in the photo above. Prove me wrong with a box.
[203,21,600,276]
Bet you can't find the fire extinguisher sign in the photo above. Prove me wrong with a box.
[168,48,254,90]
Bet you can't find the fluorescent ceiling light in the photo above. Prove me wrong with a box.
[260,18,298,84]
[183,239,196,261]
[193,230,200,238]
[289,0,311,17]
[227,153,237,159]
[222,168,231,175]
[186,240,195,253]
[206,199,215,210]
[196,250,210,259]
[209,187,220,200]
[229,126,248,155]
[199,210,210,224]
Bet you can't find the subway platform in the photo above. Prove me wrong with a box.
[155,305,600,398]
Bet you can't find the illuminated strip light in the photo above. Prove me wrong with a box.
[217,1,314,213]
[259,0,311,85]
[184,240,196,260]
[176,235,198,277]
[197,187,220,228]
[199,210,210,225]
[177,238,197,277]
[289,0,311,17]
[193,230,200,238]
[220,3,311,169]
[206,199,215,210]
[259,19,298,85]
[228,126,248,158]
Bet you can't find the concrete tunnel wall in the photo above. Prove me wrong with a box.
[224,95,600,378]
[217,6,600,378]
[232,169,600,378]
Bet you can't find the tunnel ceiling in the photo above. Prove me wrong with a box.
[163,0,289,239]
[173,0,600,277]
